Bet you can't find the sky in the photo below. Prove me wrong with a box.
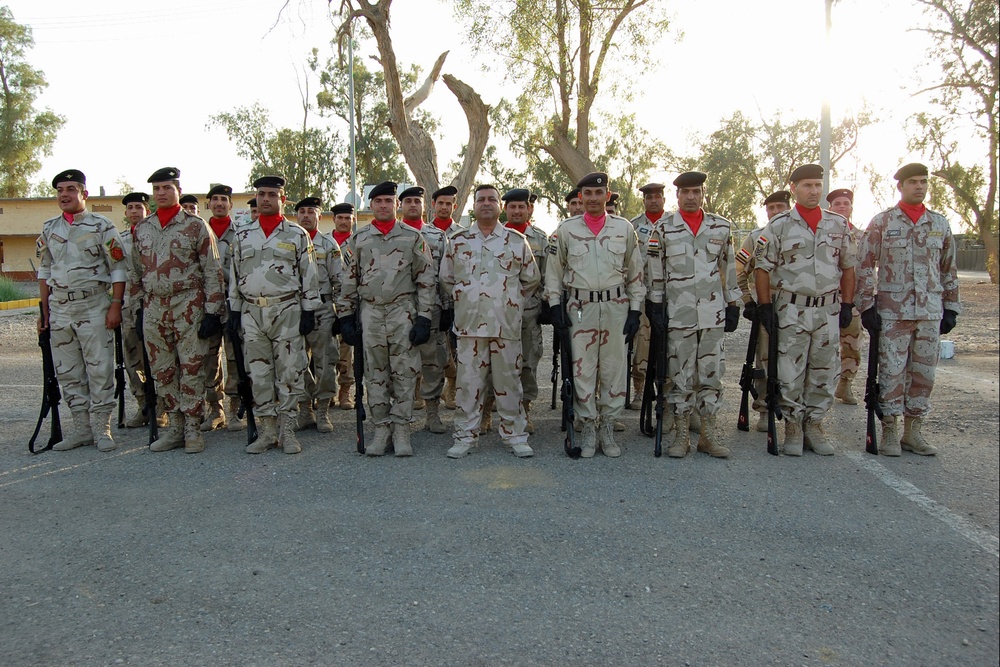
[4,0,958,232]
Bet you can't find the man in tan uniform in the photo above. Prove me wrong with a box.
[627,182,665,409]
[37,169,128,452]
[826,188,864,405]
[442,184,540,458]
[248,198,259,223]
[545,171,644,458]
[331,203,356,410]
[565,188,584,217]
[429,185,460,409]
[179,194,200,217]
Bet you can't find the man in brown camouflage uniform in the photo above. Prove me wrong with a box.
[856,163,960,456]
[826,188,864,405]
[130,167,226,454]
[37,169,128,452]
[331,203,355,411]
[627,183,664,410]
[337,181,436,457]
[429,186,460,409]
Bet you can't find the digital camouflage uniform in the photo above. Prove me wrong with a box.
[203,220,239,427]
[303,230,343,409]
[118,224,147,411]
[838,223,865,385]
[735,228,768,414]
[628,212,657,398]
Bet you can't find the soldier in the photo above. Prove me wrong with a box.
[179,194,200,217]
[645,171,741,458]
[292,196,342,434]
[247,198,259,223]
[429,185,460,409]
[545,171,644,458]
[627,182,665,410]
[228,175,320,454]
[565,188,584,217]
[735,190,791,431]
[855,163,960,456]
[337,181,435,457]
[37,169,128,452]
[442,184,541,458]
[826,188,864,405]
[331,202,356,411]
[754,164,856,456]
[130,167,226,454]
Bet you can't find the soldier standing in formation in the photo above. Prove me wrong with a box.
[331,202,356,411]
[37,169,128,452]
[627,182,664,409]
[247,198,259,222]
[337,181,435,457]
[130,167,225,454]
[546,172,644,458]
[855,163,960,456]
[565,188,583,217]
[754,164,856,456]
[441,184,540,458]
[826,188,864,405]
[179,194,200,217]
[429,185,460,409]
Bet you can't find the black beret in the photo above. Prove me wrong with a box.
[207,184,233,199]
[179,194,199,205]
[788,164,823,183]
[763,190,791,206]
[295,196,323,211]
[564,188,581,202]
[576,172,609,189]
[51,169,86,188]
[431,185,458,200]
[398,186,425,201]
[331,202,355,215]
[147,167,180,183]
[252,175,286,189]
[529,193,538,204]
[672,171,707,188]
[893,163,928,181]
[502,188,531,203]
[121,192,149,206]
[247,198,257,207]
[369,181,397,200]
[638,182,665,194]
[607,192,620,205]
[826,188,853,204]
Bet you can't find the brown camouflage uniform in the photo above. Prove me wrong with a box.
[303,231,343,405]
[119,224,147,408]
[518,223,549,404]
[735,228,768,413]
[412,222,449,402]
[838,223,865,382]
[204,221,239,419]
[628,213,657,393]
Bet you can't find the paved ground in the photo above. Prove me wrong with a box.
[0,279,997,666]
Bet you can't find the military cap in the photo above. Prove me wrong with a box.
[51,169,86,188]
[398,186,425,201]
[529,193,538,204]
[638,182,665,194]
[564,188,581,202]
[576,172,609,189]
[247,198,257,208]
[295,196,323,211]
[893,163,928,181]
[179,194,199,205]
[763,190,791,206]
[252,175,286,189]
[788,164,823,183]
[826,188,853,204]
[369,181,398,200]
[672,171,707,188]
[207,184,233,199]
[121,192,149,206]
[502,188,531,203]
[607,192,620,206]
[431,185,458,200]
[331,202,355,215]
[147,167,180,183]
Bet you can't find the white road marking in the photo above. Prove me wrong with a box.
[846,451,999,559]
[0,446,145,489]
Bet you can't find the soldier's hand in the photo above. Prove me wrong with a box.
[742,300,757,322]
[623,309,641,344]
[536,302,552,326]
[645,300,666,335]
[106,301,123,330]
[135,308,145,341]
[409,315,432,346]
[757,303,776,334]
[226,310,243,337]
[330,315,342,337]
[198,313,223,339]
[299,310,316,336]
[550,303,569,332]
[439,308,454,333]
[724,305,740,332]
[839,302,854,329]
[860,307,881,333]
[340,315,360,346]
[940,309,958,335]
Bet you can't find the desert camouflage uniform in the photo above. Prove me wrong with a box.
[855,205,960,418]
[544,214,645,426]
[130,210,225,420]
[517,224,549,403]
[735,228,768,412]
[37,212,128,413]
[332,232,354,400]
[838,223,865,381]
[303,231,343,405]
[645,211,740,417]
[204,221,238,415]
[441,224,540,448]
[755,208,855,425]
[336,223,435,427]
[628,212,659,392]
[229,218,320,419]
[412,222,449,402]
[118,224,147,406]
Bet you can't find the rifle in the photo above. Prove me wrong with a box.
[139,329,159,445]
[864,326,883,455]
[353,309,366,454]
[625,337,634,408]
[652,300,668,458]
[557,306,581,459]
[28,303,63,454]
[113,325,126,428]
[737,310,762,432]
[550,332,560,410]
[228,322,259,445]
[639,339,657,437]
[764,315,781,456]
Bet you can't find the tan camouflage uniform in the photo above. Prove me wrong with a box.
[118,224,147,407]
[735,228,768,413]
[413,223,449,402]
[518,224,549,403]
[838,223,865,382]
[303,231,343,405]
[204,221,238,419]
[628,212,658,395]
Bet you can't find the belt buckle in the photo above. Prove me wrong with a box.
[255,296,269,307]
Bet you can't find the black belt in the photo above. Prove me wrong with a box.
[787,292,839,307]
[571,286,624,303]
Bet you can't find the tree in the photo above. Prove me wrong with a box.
[0,7,65,198]
[906,0,998,282]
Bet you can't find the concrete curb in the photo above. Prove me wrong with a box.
[0,298,39,311]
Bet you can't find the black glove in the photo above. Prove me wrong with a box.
[299,310,315,336]
[724,305,740,332]
[742,300,757,322]
[940,309,958,335]
[330,315,342,337]
[226,310,242,337]
[340,315,360,346]
[839,302,854,329]
[623,310,641,344]
[758,303,776,334]
[197,312,223,339]
[645,300,666,335]
[409,315,432,346]
[439,308,454,333]
[536,302,552,326]
[861,307,881,333]
[135,308,145,341]
[551,303,569,332]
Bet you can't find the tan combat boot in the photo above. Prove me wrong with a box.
[627,379,643,410]
[366,424,391,456]
[901,416,937,456]
[523,399,534,435]
[413,378,425,410]
[281,414,302,454]
[580,422,598,458]
[338,383,354,410]
[688,409,702,434]
[835,374,859,405]
[225,397,245,432]
[448,439,475,458]
[480,396,494,433]
[155,398,169,429]
[599,422,621,458]
[92,410,117,453]
[696,413,730,458]
[296,401,316,431]
[246,416,278,454]
[425,398,447,434]
[150,412,185,452]
[755,411,768,433]
[316,404,334,433]
[880,415,901,456]
[126,401,148,428]
[54,411,95,451]
[184,414,205,453]
[667,413,690,458]
[200,393,226,431]
[803,420,835,456]
[783,420,803,456]
[393,423,412,457]
[442,377,457,410]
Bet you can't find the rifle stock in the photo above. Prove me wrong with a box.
[737,311,761,432]
[114,326,126,428]
[550,332,559,410]
[653,300,668,458]
[354,308,366,454]
[765,316,781,456]
[625,338,634,408]
[557,305,581,458]
[29,304,62,454]
[227,321,258,445]
[864,326,883,455]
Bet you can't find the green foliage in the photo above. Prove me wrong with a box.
[0,275,28,302]
[0,6,66,198]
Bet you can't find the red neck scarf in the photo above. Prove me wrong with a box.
[898,201,926,224]
[209,216,231,239]
[583,212,606,235]
[432,217,452,231]
[679,209,704,235]
[307,228,318,240]
[333,230,351,246]
[506,221,529,234]
[646,210,664,223]
[62,212,78,224]
[259,214,283,238]
[795,203,822,233]
[372,219,395,236]
[402,217,423,230]
[156,204,181,228]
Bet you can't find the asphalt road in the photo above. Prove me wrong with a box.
[0,316,997,666]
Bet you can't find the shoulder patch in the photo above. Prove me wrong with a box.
[736,247,752,266]
[36,235,46,257]
[753,234,769,260]
[106,237,125,262]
